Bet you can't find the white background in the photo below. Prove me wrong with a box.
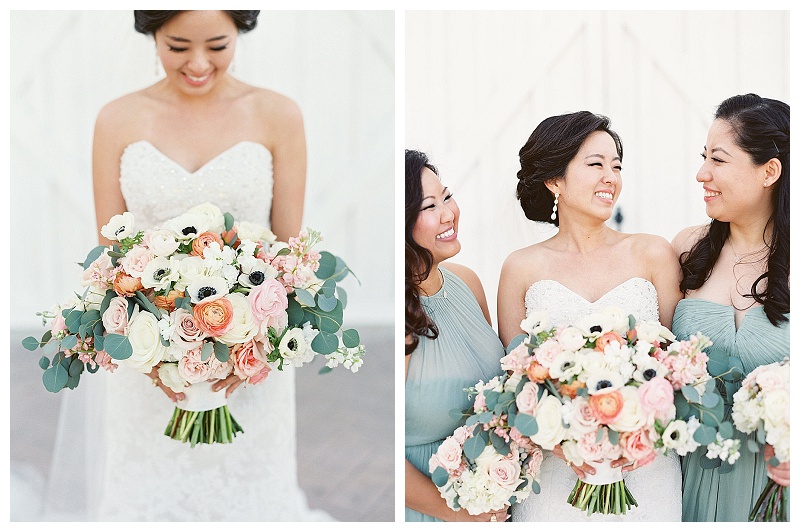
[406,10,790,327]
[10,10,395,330]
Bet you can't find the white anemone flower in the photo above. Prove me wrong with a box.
[186,276,230,303]
[239,259,279,288]
[162,212,210,241]
[278,328,309,361]
[548,351,582,380]
[585,370,625,394]
[576,311,615,339]
[632,357,668,383]
[140,256,180,291]
[100,212,136,241]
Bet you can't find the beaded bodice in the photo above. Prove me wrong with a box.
[119,140,273,229]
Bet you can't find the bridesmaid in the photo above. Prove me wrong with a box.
[672,93,790,521]
[404,149,508,522]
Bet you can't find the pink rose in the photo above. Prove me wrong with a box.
[80,252,115,290]
[171,308,208,349]
[434,436,464,473]
[118,245,153,278]
[177,347,212,384]
[231,339,269,383]
[638,376,676,423]
[452,425,472,445]
[207,351,233,380]
[93,350,118,372]
[577,429,622,462]
[248,278,289,327]
[102,296,130,335]
[535,338,563,368]
[569,396,600,435]
[50,308,68,335]
[488,458,522,487]
[515,381,540,416]
[621,427,656,466]
[247,365,271,385]
[525,445,544,478]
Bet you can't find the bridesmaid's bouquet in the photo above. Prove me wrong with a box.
[499,307,727,516]
[731,358,790,522]
[23,203,365,447]
[429,373,544,515]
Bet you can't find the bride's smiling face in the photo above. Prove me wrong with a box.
[155,11,238,94]
[552,130,622,223]
[412,168,461,264]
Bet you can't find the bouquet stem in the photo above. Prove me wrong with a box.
[567,479,638,515]
[749,479,788,522]
[165,405,243,447]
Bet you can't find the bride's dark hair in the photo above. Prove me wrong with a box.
[406,149,439,355]
[516,111,622,226]
[134,10,260,35]
[679,93,789,326]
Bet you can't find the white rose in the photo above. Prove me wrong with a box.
[529,394,568,450]
[561,439,585,466]
[100,212,136,241]
[602,306,631,334]
[608,385,647,433]
[146,229,180,257]
[176,256,210,290]
[123,311,167,372]
[157,363,187,393]
[636,321,675,344]
[216,292,258,346]
[237,221,277,244]
[188,203,225,233]
[558,327,586,352]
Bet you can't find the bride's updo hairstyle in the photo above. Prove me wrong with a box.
[134,10,260,35]
[405,149,439,355]
[679,94,789,326]
[516,111,622,227]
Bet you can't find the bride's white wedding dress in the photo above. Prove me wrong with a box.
[44,140,331,521]
[511,277,682,522]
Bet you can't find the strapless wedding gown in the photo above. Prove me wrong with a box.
[45,141,331,521]
[511,278,682,522]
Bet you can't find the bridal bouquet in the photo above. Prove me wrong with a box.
[731,358,790,522]
[23,203,364,447]
[499,307,725,516]
[429,374,544,515]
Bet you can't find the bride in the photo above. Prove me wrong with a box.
[497,111,683,521]
[47,10,327,521]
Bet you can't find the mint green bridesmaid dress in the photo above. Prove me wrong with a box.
[672,299,790,522]
[405,267,506,522]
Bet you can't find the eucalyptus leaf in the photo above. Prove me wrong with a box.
[39,330,52,346]
[531,479,541,495]
[81,309,101,326]
[65,373,81,390]
[87,363,100,374]
[336,286,348,308]
[698,454,722,469]
[342,328,360,349]
[681,384,701,403]
[514,413,538,437]
[701,390,720,408]
[201,342,213,362]
[311,331,339,355]
[310,301,344,333]
[332,256,353,282]
[431,466,450,488]
[42,341,59,355]
[287,298,306,326]
[317,293,338,312]
[718,421,734,440]
[505,334,526,355]
[213,341,230,362]
[692,424,717,445]
[747,439,761,453]
[321,278,336,297]
[134,291,161,316]
[769,456,780,467]
[223,212,235,232]
[607,428,619,446]
[463,433,487,461]
[82,245,106,270]
[65,310,83,334]
[68,357,84,377]
[756,426,766,444]
[294,288,316,307]
[476,411,494,424]
[103,334,133,360]
[93,321,105,340]
[94,333,105,352]
[38,356,50,370]
[316,251,337,279]
[491,433,511,456]
[22,336,40,351]
[60,335,78,350]
[718,461,734,474]
[484,390,500,409]
[317,366,333,375]
[100,289,116,315]
[42,364,69,392]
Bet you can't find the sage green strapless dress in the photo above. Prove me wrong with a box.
[405,267,506,522]
[672,299,790,522]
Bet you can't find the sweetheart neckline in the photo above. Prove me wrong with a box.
[123,140,272,175]
[526,277,655,305]
[674,298,776,333]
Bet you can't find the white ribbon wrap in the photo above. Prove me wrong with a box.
[176,381,227,412]
[581,459,623,486]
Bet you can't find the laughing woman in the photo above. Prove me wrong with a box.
[404,149,507,522]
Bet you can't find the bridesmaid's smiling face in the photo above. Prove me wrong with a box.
[413,167,461,264]
[550,130,622,225]
[154,11,238,95]
[696,119,774,223]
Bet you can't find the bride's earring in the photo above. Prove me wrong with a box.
[551,192,559,221]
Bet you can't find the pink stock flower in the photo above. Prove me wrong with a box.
[80,252,115,290]
[94,350,118,372]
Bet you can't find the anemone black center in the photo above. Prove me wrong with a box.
[643,369,657,380]
[590,325,602,333]
[182,226,197,236]
[115,226,127,237]
[596,379,613,390]
[249,271,265,285]
[287,339,297,350]
[198,287,217,299]
[153,268,169,281]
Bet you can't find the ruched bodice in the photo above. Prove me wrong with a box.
[512,277,681,522]
[673,299,790,522]
[405,267,506,521]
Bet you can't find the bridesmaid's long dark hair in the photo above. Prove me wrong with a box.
[405,149,439,355]
[679,93,789,326]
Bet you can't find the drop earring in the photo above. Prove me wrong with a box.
[551,192,559,221]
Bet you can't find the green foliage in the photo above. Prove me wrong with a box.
[223,212,235,232]
[42,363,69,392]
[316,251,337,279]
[22,336,40,351]
[213,341,229,363]
[311,331,339,355]
[342,328,360,349]
[294,288,316,307]
[103,334,133,360]
[505,333,526,355]
[201,342,213,362]
[431,466,449,488]
[514,413,539,437]
[463,430,488,460]
[693,424,717,445]
[82,245,107,270]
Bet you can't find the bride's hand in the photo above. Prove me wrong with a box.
[146,367,185,402]
[211,374,245,398]
[552,444,596,479]
[612,456,642,473]
[765,444,790,487]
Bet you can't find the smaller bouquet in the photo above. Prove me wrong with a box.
[429,374,544,516]
[731,358,790,522]
[499,307,728,516]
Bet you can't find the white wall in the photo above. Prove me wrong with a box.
[406,10,789,327]
[10,10,395,329]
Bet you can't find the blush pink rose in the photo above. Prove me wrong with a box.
[535,338,564,368]
[515,381,540,416]
[118,245,153,278]
[177,347,212,384]
[247,365,271,385]
[207,352,233,380]
[50,309,68,335]
[569,396,599,435]
[171,308,208,349]
[621,427,657,466]
[102,296,130,335]
[638,376,676,423]
[231,339,269,383]
[488,458,522,487]
[248,278,289,326]
[578,429,622,462]
[435,437,464,472]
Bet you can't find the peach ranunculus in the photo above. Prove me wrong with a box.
[193,296,235,337]
[113,271,144,297]
[558,379,586,399]
[231,339,270,383]
[525,360,550,383]
[588,389,625,425]
[595,331,625,352]
[154,289,184,312]
[190,231,225,258]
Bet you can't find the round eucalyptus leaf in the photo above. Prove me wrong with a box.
[103,334,133,360]
[311,331,339,355]
[317,293,338,312]
[431,466,449,488]
[38,355,50,370]
[68,357,85,377]
[701,390,720,408]
[201,342,213,361]
[60,335,78,350]
[717,420,734,440]
[681,384,701,403]
[316,251,337,279]
[321,278,336,297]
[43,364,69,393]
[213,341,230,363]
[342,328,360,349]
[22,336,40,351]
[335,286,348,308]
[692,424,717,445]
[317,365,333,375]
[514,413,539,437]
[463,434,487,461]
[294,288,316,308]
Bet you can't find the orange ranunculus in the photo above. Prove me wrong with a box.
[221,227,240,248]
[154,289,184,312]
[190,232,225,258]
[588,389,624,424]
[595,331,625,352]
[558,379,586,399]
[193,296,235,337]
[113,272,143,297]
[525,360,550,383]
